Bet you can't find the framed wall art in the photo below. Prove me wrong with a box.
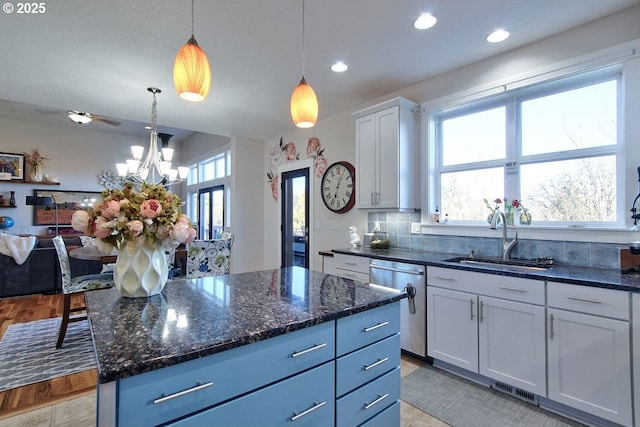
[0,152,25,180]
[32,189,101,226]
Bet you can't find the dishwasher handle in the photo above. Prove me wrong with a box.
[369,264,424,276]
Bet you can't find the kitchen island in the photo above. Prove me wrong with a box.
[86,267,405,427]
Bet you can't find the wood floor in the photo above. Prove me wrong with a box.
[0,293,97,419]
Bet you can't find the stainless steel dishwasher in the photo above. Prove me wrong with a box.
[369,259,426,359]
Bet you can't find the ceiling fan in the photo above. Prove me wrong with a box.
[35,108,121,127]
[67,111,121,126]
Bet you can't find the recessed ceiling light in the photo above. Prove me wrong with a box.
[414,13,437,30]
[486,29,510,43]
[331,61,348,72]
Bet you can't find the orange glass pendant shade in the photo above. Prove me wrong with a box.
[173,35,211,102]
[290,76,318,128]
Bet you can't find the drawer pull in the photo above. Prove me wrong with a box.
[364,357,389,371]
[153,382,213,404]
[498,286,527,293]
[567,296,603,304]
[364,321,389,333]
[343,261,357,266]
[292,342,327,358]
[432,275,454,281]
[291,401,327,421]
[364,393,389,410]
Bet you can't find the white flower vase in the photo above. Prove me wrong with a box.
[114,236,168,298]
[30,163,43,182]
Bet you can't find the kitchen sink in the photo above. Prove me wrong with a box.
[445,256,553,271]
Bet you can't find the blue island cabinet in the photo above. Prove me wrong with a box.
[97,302,401,427]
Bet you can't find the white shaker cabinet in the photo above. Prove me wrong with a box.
[546,282,632,427]
[353,97,419,210]
[427,267,546,396]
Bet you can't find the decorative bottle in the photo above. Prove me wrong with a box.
[9,191,15,206]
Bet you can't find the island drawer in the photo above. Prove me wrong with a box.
[359,401,400,427]
[336,366,400,427]
[428,266,544,305]
[117,321,335,427]
[336,302,400,356]
[547,281,630,320]
[336,333,400,397]
[168,361,335,427]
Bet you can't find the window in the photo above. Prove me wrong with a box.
[185,148,232,235]
[434,71,620,226]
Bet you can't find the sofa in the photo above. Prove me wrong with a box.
[0,236,102,298]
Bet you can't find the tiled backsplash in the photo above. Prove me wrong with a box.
[367,212,625,269]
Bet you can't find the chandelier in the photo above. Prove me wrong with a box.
[116,88,188,185]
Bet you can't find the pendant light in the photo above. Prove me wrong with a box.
[290,0,318,128]
[173,0,211,102]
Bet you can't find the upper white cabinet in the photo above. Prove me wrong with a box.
[353,97,419,210]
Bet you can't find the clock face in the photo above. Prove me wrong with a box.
[321,161,355,213]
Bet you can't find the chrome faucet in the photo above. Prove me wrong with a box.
[490,212,518,261]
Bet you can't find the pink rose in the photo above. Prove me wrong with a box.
[100,200,121,219]
[71,210,90,233]
[177,214,190,224]
[155,225,171,239]
[306,137,321,157]
[314,156,329,178]
[185,227,196,243]
[271,175,279,201]
[170,222,191,243]
[93,216,111,239]
[140,199,162,219]
[283,142,298,161]
[126,220,144,237]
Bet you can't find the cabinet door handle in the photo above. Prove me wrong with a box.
[479,300,485,322]
[370,192,374,205]
[343,261,357,265]
[470,299,475,321]
[549,313,555,340]
[364,393,389,410]
[498,286,527,293]
[364,357,389,371]
[364,321,389,332]
[567,296,603,304]
[432,275,454,281]
[369,264,424,275]
[291,343,327,358]
[291,401,327,421]
[153,382,213,404]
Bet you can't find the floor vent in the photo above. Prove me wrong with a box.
[492,381,538,405]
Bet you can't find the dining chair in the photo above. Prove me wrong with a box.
[186,232,235,278]
[52,235,114,348]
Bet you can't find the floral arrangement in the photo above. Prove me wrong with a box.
[23,148,49,166]
[71,183,196,253]
[484,197,503,213]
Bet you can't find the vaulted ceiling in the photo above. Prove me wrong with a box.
[1,0,638,141]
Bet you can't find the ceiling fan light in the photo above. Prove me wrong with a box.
[291,77,318,128]
[68,112,92,124]
[173,36,211,102]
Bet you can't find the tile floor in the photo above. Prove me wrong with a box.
[0,356,446,427]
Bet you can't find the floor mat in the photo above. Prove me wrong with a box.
[401,363,585,427]
[0,318,95,392]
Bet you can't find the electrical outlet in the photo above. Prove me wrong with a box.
[411,222,421,234]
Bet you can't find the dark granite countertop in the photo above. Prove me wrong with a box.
[85,267,405,384]
[330,247,640,292]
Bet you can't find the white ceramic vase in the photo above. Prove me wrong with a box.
[30,163,43,182]
[114,236,168,298]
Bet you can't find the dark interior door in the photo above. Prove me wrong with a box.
[281,168,309,268]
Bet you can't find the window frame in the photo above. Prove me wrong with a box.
[430,67,623,228]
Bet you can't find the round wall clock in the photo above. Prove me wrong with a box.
[321,161,356,213]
